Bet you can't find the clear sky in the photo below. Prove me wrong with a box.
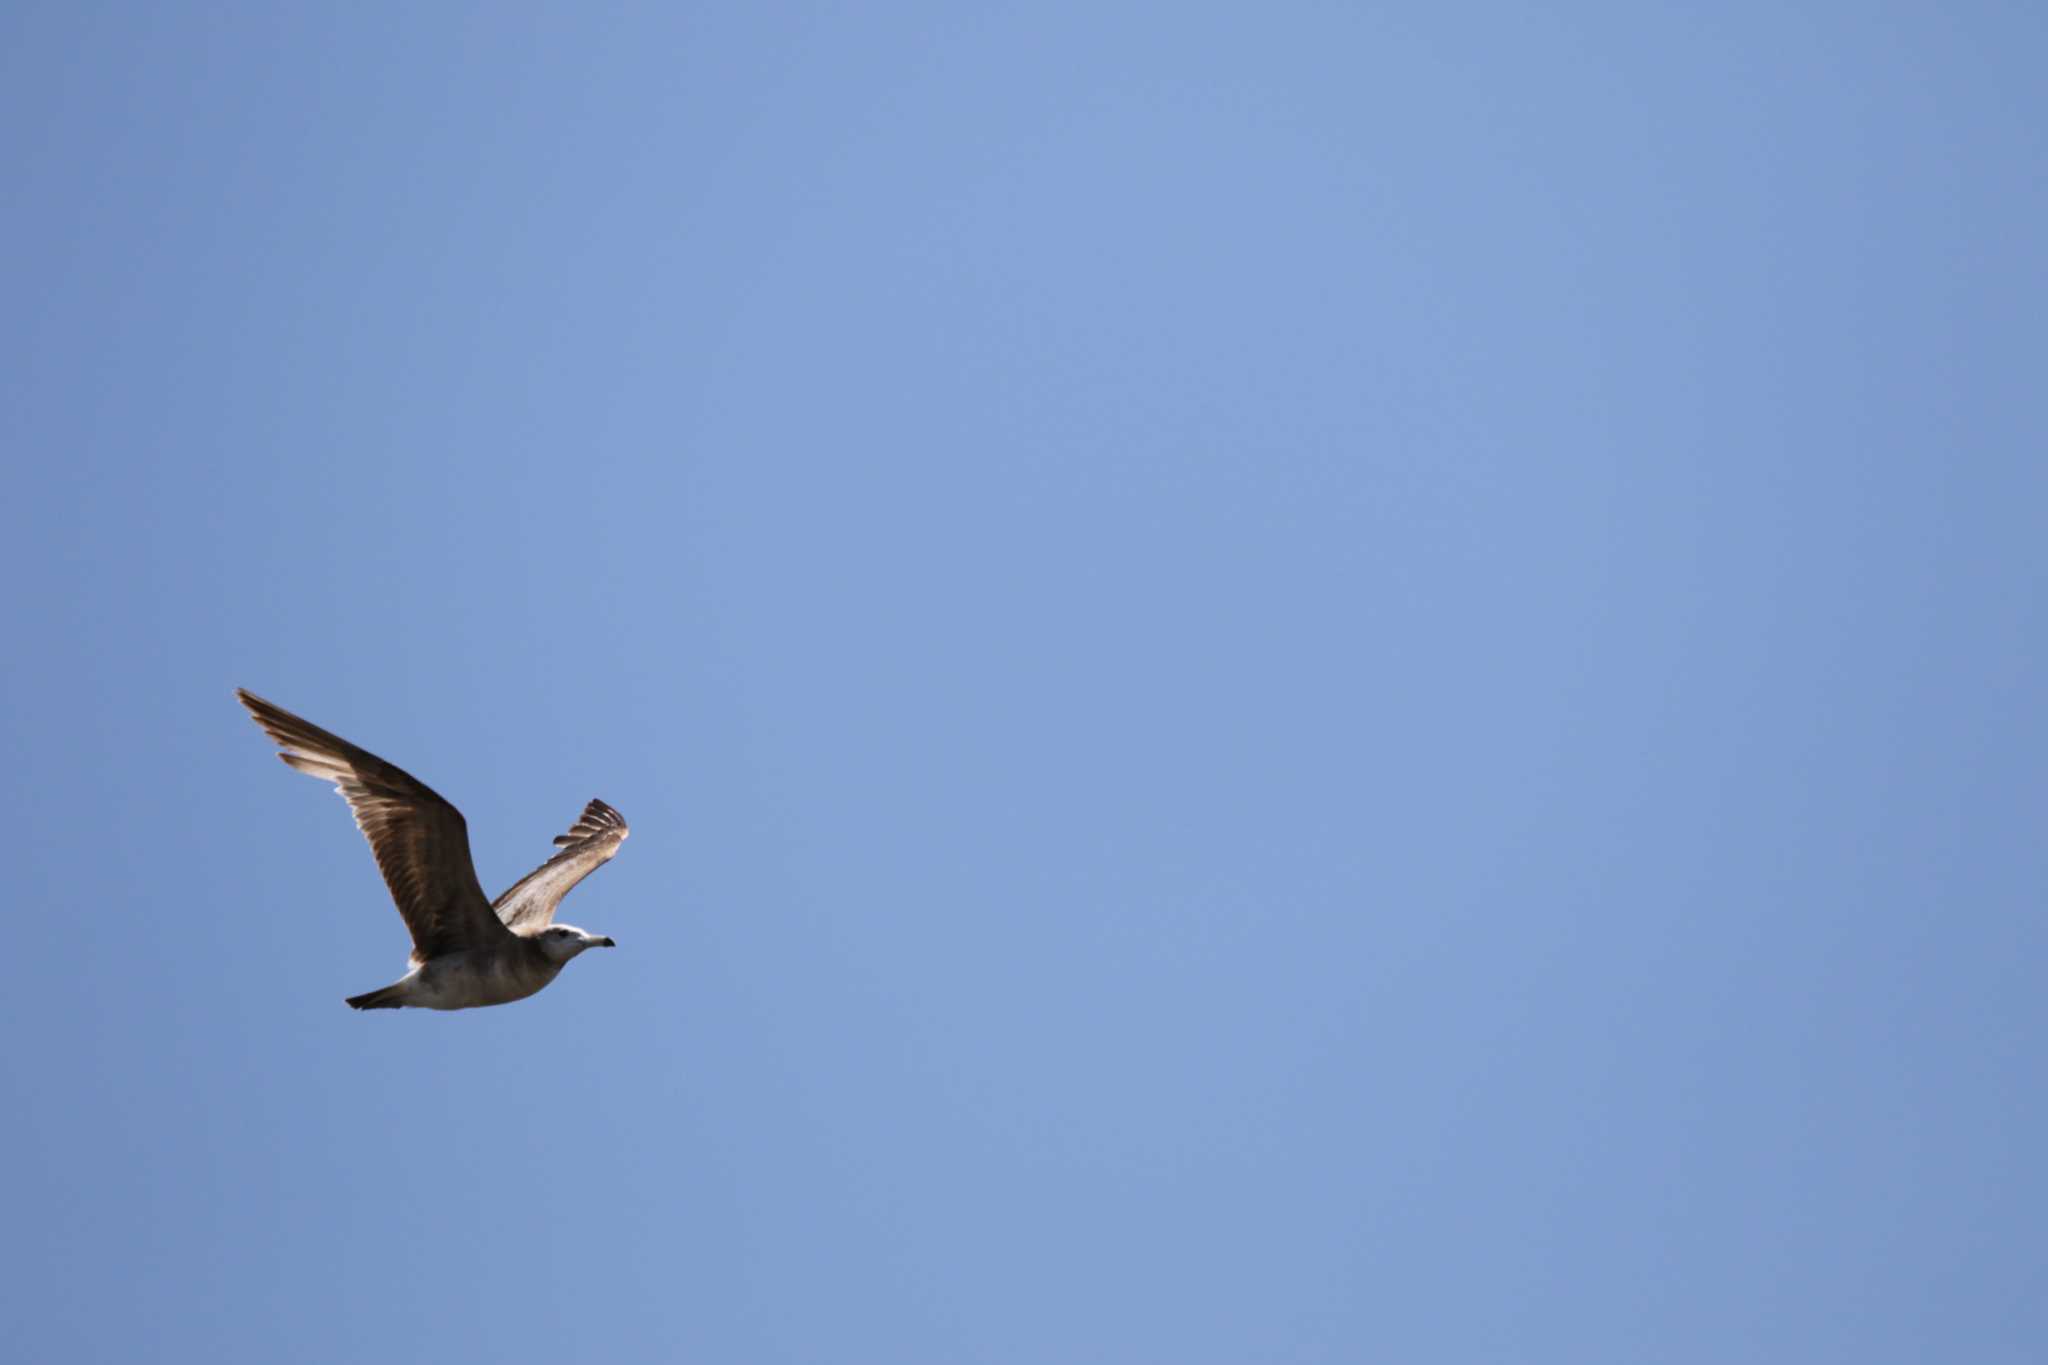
[4,4,2044,1361]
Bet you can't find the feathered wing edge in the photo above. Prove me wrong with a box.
[234,688,509,960]
[493,798,630,931]
[555,798,630,848]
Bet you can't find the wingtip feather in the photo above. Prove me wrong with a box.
[279,751,343,777]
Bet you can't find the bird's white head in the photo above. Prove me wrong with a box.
[534,924,617,964]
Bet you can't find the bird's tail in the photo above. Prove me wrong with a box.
[346,984,407,1010]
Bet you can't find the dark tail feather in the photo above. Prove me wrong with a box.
[346,984,406,1010]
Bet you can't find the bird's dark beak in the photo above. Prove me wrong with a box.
[598,937,616,948]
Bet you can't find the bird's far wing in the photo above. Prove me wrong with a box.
[235,689,511,961]
[493,799,630,931]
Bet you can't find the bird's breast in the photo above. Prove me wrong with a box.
[412,950,561,1010]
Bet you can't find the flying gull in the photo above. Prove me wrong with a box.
[235,689,628,1011]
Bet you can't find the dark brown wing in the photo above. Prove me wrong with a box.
[235,689,511,962]
[493,799,630,931]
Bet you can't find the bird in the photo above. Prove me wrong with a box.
[235,689,628,1011]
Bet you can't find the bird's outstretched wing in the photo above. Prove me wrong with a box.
[235,689,511,962]
[493,799,630,932]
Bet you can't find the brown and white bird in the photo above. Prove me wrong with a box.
[235,689,628,1011]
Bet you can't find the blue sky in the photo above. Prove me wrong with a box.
[3,3,2044,1361]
